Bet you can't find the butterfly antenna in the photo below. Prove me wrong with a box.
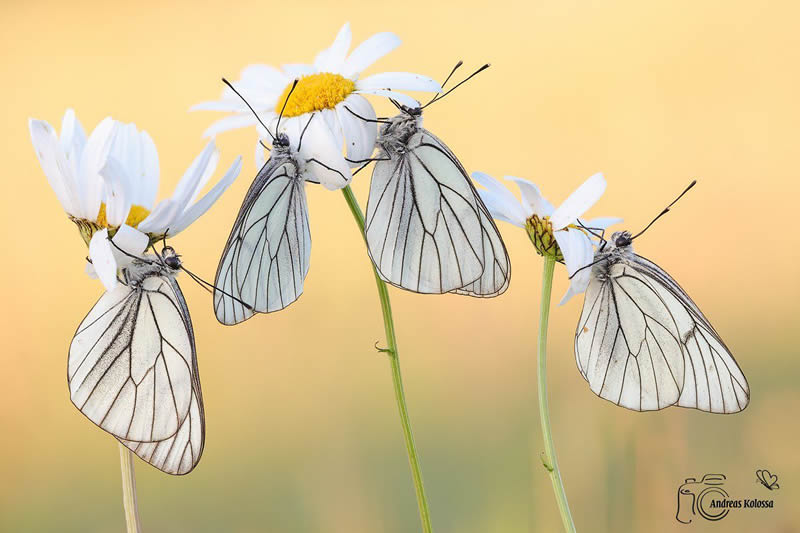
[222,77,275,142]
[259,139,271,152]
[179,265,254,310]
[275,79,298,134]
[423,60,464,106]
[422,63,490,109]
[631,180,697,241]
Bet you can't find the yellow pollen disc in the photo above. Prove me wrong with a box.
[96,203,151,229]
[275,73,356,118]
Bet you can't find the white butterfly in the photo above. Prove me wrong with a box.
[69,245,204,475]
[363,71,510,297]
[575,229,750,413]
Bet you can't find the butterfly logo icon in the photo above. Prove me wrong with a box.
[756,469,780,490]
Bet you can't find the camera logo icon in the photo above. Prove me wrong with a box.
[676,474,730,523]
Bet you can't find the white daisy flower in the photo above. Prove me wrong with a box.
[192,22,441,185]
[30,109,242,290]
[472,172,622,304]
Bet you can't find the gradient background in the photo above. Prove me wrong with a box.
[1,1,798,531]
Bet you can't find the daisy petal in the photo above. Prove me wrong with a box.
[239,64,288,89]
[282,63,316,77]
[315,23,352,72]
[113,223,149,258]
[583,216,623,231]
[202,114,258,138]
[299,115,352,190]
[89,229,118,291]
[60,109,86,163]
[341,32,401,78]
[170,141,217,216]
[170,157,242,235]
[551,173,606,230]
[137,199,179,234]
[99,156,133,227]
[357,72,442,93]
[336,95,377,163]
[79,117,119,220]
[505,176,555,217]
[29,118,79,215]
[555,228,594,305]
[354,89,419,108]
[472,172,529,226]
[140,130,160,209]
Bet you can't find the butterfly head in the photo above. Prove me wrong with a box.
[274,132,291,149]
[378,108,422,153]
[611,231,633,249]
[161,245,182,271]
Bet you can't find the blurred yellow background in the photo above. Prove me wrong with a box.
[1,1,798,531]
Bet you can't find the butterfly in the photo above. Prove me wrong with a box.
[574,183,749,413]
[756,469,779,490]
[68,244,204,475]
[361,63,510,297]
[214,80,349,325]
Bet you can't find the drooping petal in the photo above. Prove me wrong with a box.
[298,114,352,190]
[472,172,529,227]
[202,114,258,138]
[555,228,595,305]
[320,108,344,149]
[113,224,149,258]
[99,156,133,227]
[314,23,352,73]
[550,172,606,230]
[170,157,242,235]
[29,118,80,215]
[169,141,217,216]
[340,32,401,78]
[136,199,179,234]
[505,176,555,217]
[89,229,118,291]
[335,95,377,163]
[357,72,441,93]
[354,89,419,108]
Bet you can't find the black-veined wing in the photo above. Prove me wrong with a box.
[214,153,311,325]
[68,274,205,474]
[575,255,749,413]
[365,129,487,294]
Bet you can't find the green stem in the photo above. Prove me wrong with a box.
[341,185,434,533]
[537,256,576,532]
[118,443,142,533]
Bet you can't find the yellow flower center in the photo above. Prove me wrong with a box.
[71,203,152,247]
[96,203,151,229]
[274,73,356,118]
[525,215,591,261]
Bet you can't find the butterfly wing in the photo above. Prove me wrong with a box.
[68,274,204,474]
[366,129,507,294]
[575,254,749,413]
[214,154,311,325]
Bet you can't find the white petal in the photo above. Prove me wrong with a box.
[503,176,555,217]
[299,115,352,190]
[137,199,179,234]
[113,224,149,257]
[354,89,419,108]
[84,260,99,279]
[89,229,118,291]
[139,130,160,209]
[357,72,441,93]
[555,228,594,305]
[239,63,288,88]
[99,156,132,227]
[320,108,344,149]
[550,172,606,230]
[80,117,119,220]
[169,141,217,218]
[336,96,377,163]
[29,118,80,215]
[170,157,242,235]
[255,139,267,169]
[583,216,623,231]
[60,109,87,164]
[472,172,529,226]
[202,114,258,138]
[315,23,352,72]
[281,63,316,77]
[341,32,401,78]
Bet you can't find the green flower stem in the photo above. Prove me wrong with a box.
[118,443,142,533]
[537,256,576,533]
[341,185,434,533]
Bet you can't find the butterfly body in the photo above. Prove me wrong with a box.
[69,247,205,475]
[575,231,749,413]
